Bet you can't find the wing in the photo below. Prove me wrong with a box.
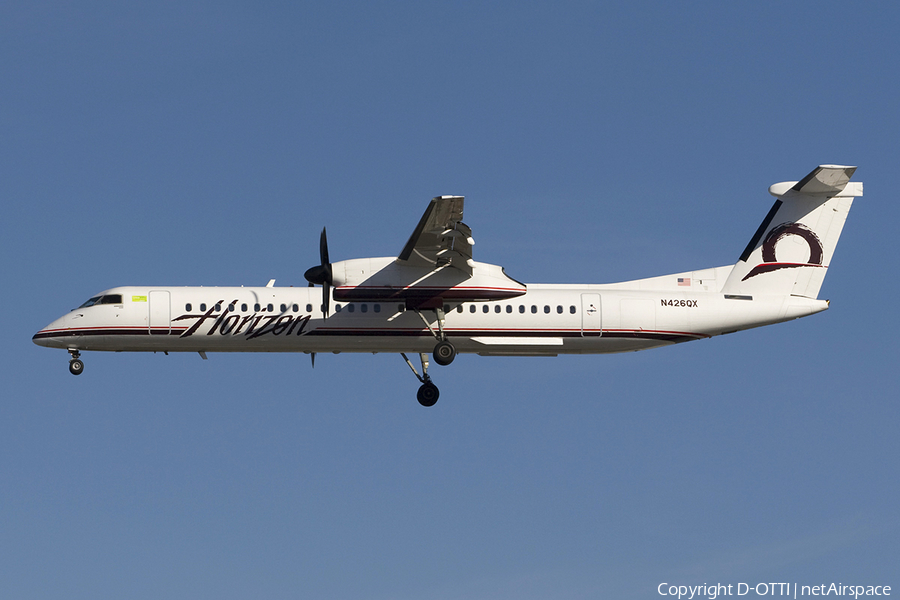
[397,195,473,274]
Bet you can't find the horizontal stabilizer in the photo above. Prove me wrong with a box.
[768,165,860,197]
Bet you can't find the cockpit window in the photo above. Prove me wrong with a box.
[78,296,102,308]
[79,294,122,308]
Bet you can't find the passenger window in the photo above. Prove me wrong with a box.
[267,303,273,312]
[557,305,563,314]
[306,304,313,312]
[280,303,287,312]
[361,304,368,313]
[200,303,207,311]
[374,304,380,313]
[241,303,248,312]
[470,305,476,313]
[254,303,261,312]
[348,304,355,313]
[506,305,512,313]
[531,305,537,314]
[293,304,299,312]
[494,305,501,313]
[228,303,235,312]
[186,303,192,312]
[335,304,342,312]
[215,303,222,312]
[570,305,576,314]
[519,305,525,313]
[456,305,463,313]
[482,305,489,313]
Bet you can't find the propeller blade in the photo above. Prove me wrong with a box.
[319,227,329,266]
[304,227,333,317]
[304,228,333,285]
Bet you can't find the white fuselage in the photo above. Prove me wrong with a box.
[32,274,829,357]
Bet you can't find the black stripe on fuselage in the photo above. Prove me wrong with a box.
[32,328,187,340]
[33,327,705,344]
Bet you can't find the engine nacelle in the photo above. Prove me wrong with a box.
[331,257,526,308]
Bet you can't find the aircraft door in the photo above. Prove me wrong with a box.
[149,290,171,335]
[581,293,601,337]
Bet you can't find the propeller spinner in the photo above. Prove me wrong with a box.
[304,227,333,316]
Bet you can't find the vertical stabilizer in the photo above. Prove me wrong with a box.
[722,165,862,299]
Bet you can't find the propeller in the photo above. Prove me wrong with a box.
[304,227,332,317]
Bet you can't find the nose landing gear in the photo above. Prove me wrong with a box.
[68,349,84,376]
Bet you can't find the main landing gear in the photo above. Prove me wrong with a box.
[433,340,455,366]
[413,307,457,366]
[401,352,441,407]
[68,349,84,376]
[403,306,459,406]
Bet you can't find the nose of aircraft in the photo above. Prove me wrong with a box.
[32,314,70,349]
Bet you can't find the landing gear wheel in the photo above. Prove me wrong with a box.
[69,359,84,376]
[417,382,440,407]
[433,340,456,366]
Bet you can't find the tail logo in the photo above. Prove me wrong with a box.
[741,222,825,281]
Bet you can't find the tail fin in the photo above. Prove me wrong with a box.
[722,165,862,299]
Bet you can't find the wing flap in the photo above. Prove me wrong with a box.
[398,196,472,273]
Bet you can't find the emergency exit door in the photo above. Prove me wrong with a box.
[149,290,170,335]
[581,293,601,337]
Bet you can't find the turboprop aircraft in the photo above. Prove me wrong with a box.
[34,165,862,406]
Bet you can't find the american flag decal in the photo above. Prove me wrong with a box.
[677,277,691,286]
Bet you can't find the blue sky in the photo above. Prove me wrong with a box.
[2,2,898,598]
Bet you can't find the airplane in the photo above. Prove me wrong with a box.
[33,165,862,406]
